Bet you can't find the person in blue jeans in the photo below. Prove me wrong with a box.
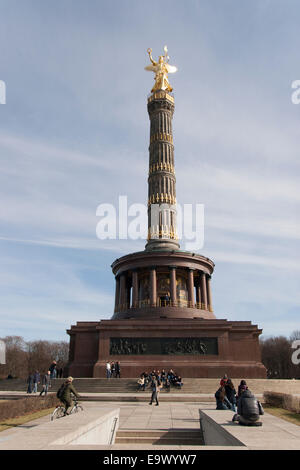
[32,370,40,393]
[49,361,57,379]
[215,386,232,410]
[39,371,51,396]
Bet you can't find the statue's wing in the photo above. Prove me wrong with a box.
[144,65,157,72]
[165,64,178,74]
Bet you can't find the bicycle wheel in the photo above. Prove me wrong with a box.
[51,406,65,421]
[73,404,83,414]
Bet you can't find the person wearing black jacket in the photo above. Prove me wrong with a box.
[115,361,121,378]
[39,371,51,396]
[232,389,264,426]
[225,378,237,411]
[26,373,34,394]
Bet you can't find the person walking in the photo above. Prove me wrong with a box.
[232,389,264,426]
[160,292,170,306]
[105,361,111,379]
[49,360,57,379]
[39,371,51,396]
[26,373,34,394]
[149,377,161,406]
[115,361,121,378]
[32,370,40,394]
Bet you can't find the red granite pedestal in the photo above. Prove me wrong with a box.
[67,317,266,378]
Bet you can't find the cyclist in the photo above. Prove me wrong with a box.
[58,376,80,415]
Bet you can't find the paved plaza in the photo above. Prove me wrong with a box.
[0,400,300,450]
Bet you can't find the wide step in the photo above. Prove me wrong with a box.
[0,378,212,394]
[115,429,204,446]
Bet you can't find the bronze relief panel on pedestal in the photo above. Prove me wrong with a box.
[110,337,218,355]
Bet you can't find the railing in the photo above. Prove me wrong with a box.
[109,417,119,445]
[115,299,213,313]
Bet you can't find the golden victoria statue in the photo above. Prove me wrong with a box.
[145,46,177,93]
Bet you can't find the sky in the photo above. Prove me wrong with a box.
[0,0,299,342]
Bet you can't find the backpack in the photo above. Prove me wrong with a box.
[56,383,66,399]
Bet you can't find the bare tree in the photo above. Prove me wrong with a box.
[290,330,300,342]
[260,335,296,379]
[27,340,53,374]
[27,340,69,375]
[0,336,69,379]
[0,336,28,378]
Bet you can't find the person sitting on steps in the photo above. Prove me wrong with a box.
[137,375,146,391]
[225,378,237,411]
[215,386,232,410]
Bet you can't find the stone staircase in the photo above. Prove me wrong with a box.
[1,377,298,397]
[0,378,215,394]
[115,429,204,446]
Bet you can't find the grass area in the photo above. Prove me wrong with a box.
[264,404,300,426]
[0,407,55,433]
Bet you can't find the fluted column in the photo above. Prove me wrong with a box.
[145,91,180,251]
[114,276,120,312]
[207,275,213,312]
[201,272,208,310]
[126,280,131,309]
[149,267,157,307]
[119,273,126,311]
[132,270,139,308]
[187,269,195,308]
[196,275,202,307]
[169,266,177,305]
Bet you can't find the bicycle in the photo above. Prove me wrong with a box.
[50,395,83,421]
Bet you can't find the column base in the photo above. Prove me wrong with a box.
[145,239,180,252]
